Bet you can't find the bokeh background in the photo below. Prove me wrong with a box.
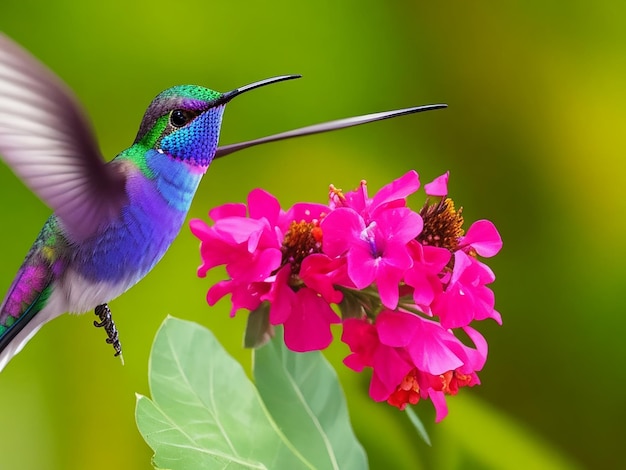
[0,2,623,469]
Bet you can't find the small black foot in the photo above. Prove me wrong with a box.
[94,303,123,359]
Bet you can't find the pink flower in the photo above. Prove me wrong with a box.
[430,219,503,328]
[322,206,423,308]
[342,310,487,421]
[191,188,340,352]
[192,169,503,421]
[433,250,502,328]
[329,170,420,221]
[190,191,283,284]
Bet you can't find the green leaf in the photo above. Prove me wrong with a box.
[253,327,368,470]
[243,302,272,349]
[405,405,431,447]
[135,316,314,470]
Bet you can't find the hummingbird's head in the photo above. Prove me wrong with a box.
[133,76,300,168]
[133,85,226,168]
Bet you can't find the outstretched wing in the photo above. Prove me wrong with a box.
[0,34,126,241]
[214,104,447,159]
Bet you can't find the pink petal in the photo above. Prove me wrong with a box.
[371,170,420,212]
[189,218,211,239]
[226,246,282,282]
[404,243,448,308]
[370,345,413,401]
[343,353,366,372]
[462,326,489,370]
[248,188,282,223]
[375,207,423,244]
[206,280,265,317]
[284,202,328,225]
[208,202,247,221]
[424,171,449,197]
[212,217,268,246]
[342,180,369,214]
[422,245,452,271]
[369,373,392,402]
[320,207,365,258]
[376,310,420,347]
[405,320,464,374]
[206,279,232,306]
[474,259,496,284]
[433,283,474,329]
[449,250,473,285]
[375,264,404,309]
[268,267,295,324]
[380,241,413,271]
[342,318,378,367]
[347,244,378,288]
[197,236,235,275]
[428,390,449,422]
[411,278,435,306]
[472,285,496,321]
[405,268,438,307]
[282,288,340,352]
[299,254,346,304]
[459,219,502,257]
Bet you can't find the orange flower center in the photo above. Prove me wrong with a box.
[441,370,473,395]
[282,220,323,274]
[418,197,464,251]
[387,368,421,410]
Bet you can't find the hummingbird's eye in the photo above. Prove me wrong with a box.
[170,109,193,128]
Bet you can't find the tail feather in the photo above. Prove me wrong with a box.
[0,297,62,371]
[0,253,57,371]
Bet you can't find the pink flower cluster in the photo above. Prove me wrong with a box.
[190,170,502,421]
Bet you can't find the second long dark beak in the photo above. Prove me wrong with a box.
[215,103,447,158]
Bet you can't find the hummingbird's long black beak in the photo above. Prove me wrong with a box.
[214,103,447,159]
[213,75,302,107]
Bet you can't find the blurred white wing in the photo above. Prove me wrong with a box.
[0,34,126,241]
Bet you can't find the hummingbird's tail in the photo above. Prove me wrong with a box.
[0,250,59,372]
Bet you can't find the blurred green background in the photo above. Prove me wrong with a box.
[0,2,622,469]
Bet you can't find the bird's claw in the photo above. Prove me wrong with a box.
[94,303,123,358]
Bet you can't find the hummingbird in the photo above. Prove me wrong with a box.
[0,33,446,371]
